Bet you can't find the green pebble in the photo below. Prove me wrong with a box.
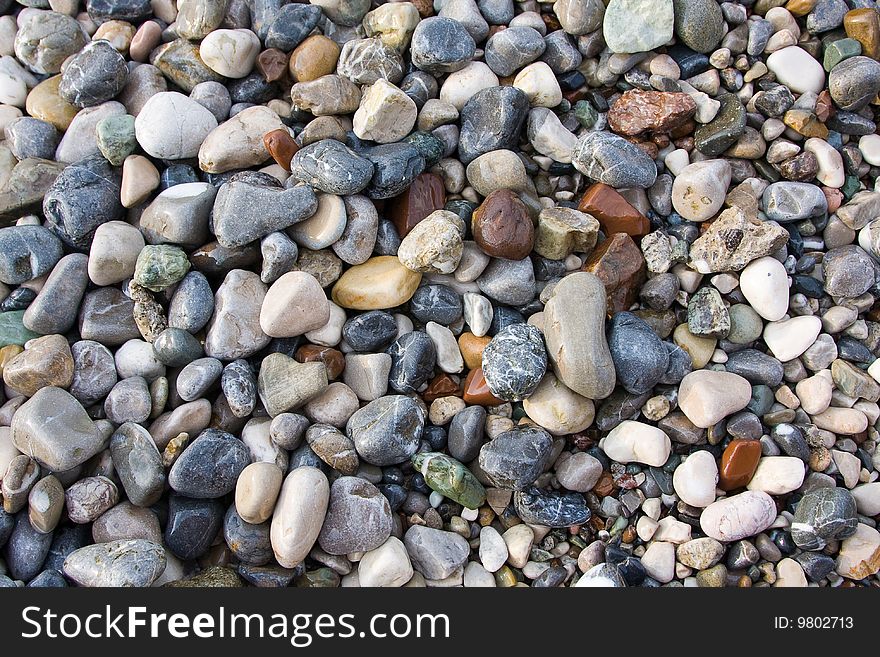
[403,131,444,166]
[573,100,597,129]
[295,568,341,588]
[0,310,40,347]
[841,175,861,200]
[823,38,862,72]
[133,245,191,292]
[96,114,137,167]
[411,452,486,510]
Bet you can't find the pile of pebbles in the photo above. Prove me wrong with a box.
[0,0,880,589]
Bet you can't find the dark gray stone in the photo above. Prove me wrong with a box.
[168,429,251,498]
[213,179,318,248]
[347,395,425,466]
[513,487,590,527]
[791,487,859,550]
[362,143,425,200]
[168,271,215,333]
[265,3,322,51]
[724,349,784,386]
[484,27,546,77]
[387,331,437,394]
[478,426,553,490]
[448,405,486,463]
[458,86,529,164]
[342,311,398,352]
[4,118,59,160]
[572,131,657,188]
[110,422,165,507]
[829,56,880,112]
[0,225,63,285]
[4,513,52,582]
[290,139,374,195]
[607,311,669,395]
[223,506,272,565]
[59,40,128,108]
[409,285,462,325]
[152,327,205,367]
[43,154,123,250]
[164,495,225,560]
[410,17,476,75]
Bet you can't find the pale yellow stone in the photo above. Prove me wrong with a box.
[331,256,422,310]
[120,154,160,208]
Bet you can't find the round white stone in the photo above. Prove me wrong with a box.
[859,133,880,166]
[739,256,789,321]
[746,456,806,494]
[762,315,822,362]
[672,450,718,508]
[134,91,218,160]
[513,61,562,108]
[439,61,499,111]
[200,28,261,78]
[766,46,825,95]
[699,490,777,542]
[599,421,671,467]
[478,526,508,573]
[671,159,732,222]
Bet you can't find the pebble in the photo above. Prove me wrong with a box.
[791,487,858,550]
[572,131,657,189]
[481,324,547,402]
[478,426,553,490]
[266,466,327,569]
[700,491,778,542]
[404,525,470,580]
[763,315,822,362]
[358,537,414,587]
[678,370,752,428]
[318,476,391,555]
[607,311,669,395]
[63,540,165,587]
[600,421,672,467]
[347,395,424,466]
[602,0,673,54]
[134,91,217,160]
[671,159,731,222]
[543,272,616,400]
[739,256,790,321]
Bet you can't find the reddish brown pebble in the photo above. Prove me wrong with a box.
[295,345,345,380]
[577,183,650,238]
[592,471,615,497]
[129,21,162,62]
[718,439,762,491]
[471,189,535,260]
[581,233,647,315]
[423,373,461,402]
[387,172,446,237]
[257,48,289,82]
[263,128,299,171]
[607,90,696,136]
[462,368,504,406]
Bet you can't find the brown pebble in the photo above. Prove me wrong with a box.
[257,48,289,82]
[471,189,535,260]
[581,232,647,315]
[289,35,340,83]
[387,172,446,238]
[458,332,491,370]
[462,368,504,406]
[718,439,762,491]
[577,182,650,238]
[422,373,460,402]
[295,344,345,380]
[263,128,299,171]
[129,20,162,62]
